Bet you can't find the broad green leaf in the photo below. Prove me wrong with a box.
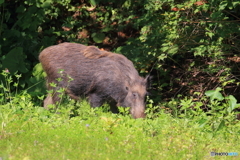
[16,5,25,13]
[198,119,208,128]
[42,1,51,8]
[227,95,240,113]
[167,45,178,55]
[205,87,224,101]
[32,63,46,79]
[157,54,167,61]
[193,45,207,56]
[233,1,240,7]
[122,0,131,9]
[101,27,112,32]
[219,1,228,10]
[206,31,214,39]
[2,47,28,73]
[214,120,225,132]
[89,0,97,6]
[161,46,169,52]
[91,33,105,43]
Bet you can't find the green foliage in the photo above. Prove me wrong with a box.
[205,87,224,101]
[164,87,240,135]
[0,70,240,159]
[0,69,22,105]
[2,47,27,73]
[91,32,105,43]
[1,0,240,103]
[1,2,240,158]
[1,90,240,159]
[1,1,240,138]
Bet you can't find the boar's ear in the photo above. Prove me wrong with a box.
[144,74,151,89]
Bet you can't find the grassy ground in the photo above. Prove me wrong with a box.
[0,97,240,160]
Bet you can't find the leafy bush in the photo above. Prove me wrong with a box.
[1,0,240,109]
[114,0,240,103]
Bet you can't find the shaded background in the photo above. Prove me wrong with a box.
[1,0,240,107]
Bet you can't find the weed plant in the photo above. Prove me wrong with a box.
[0,70,240,159]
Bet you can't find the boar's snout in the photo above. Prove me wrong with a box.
[130,105,146,119]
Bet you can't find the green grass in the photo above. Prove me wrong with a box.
[0,96,240,160]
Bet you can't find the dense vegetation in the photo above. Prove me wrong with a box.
[1,0,240,102]
[0,70,240,159]
[1,0,240,159]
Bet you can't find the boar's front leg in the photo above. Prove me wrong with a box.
[88,93,104,108]
[108,101,119,113]
[88,93,119,113]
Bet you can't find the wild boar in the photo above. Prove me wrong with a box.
[39,42,149,118]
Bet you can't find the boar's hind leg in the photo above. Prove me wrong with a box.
[43,94,53,109]
[88,93,104,108]
[43,91,62,109]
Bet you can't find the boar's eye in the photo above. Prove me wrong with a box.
[132,92,138,98]
[126,87,129,90]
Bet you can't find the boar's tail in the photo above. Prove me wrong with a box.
[83,46,112,59]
